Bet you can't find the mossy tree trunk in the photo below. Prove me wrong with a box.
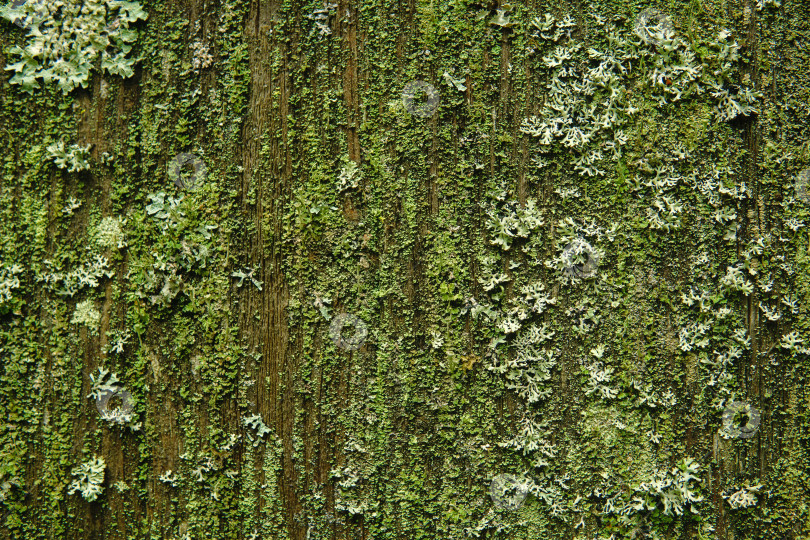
[1,0,809,539]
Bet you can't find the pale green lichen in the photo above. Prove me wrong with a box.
[67,455,105,502]
[467,9,799,536]
[70,298,100,332]
[337,157,362,193]
[1,0,147,93]
[46,141,91,172]
[92,216,127,250]
[0,263,23,305]
[36,254,113,297]
[88,367,138,432]
[723,482,763,509]
[242,414,272,447]
[87,367,121,401]
[159,470,178,487]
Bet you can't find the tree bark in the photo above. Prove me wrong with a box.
[1,0,809,539]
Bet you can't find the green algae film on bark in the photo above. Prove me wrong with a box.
[0,0,809,539]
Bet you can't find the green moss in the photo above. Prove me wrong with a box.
[0,0,809,538]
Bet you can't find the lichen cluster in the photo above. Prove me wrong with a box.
[45,140,91,172]
[67,455,106,502]
[1,0,147,93]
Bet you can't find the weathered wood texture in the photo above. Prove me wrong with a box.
[1,0,809,539]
